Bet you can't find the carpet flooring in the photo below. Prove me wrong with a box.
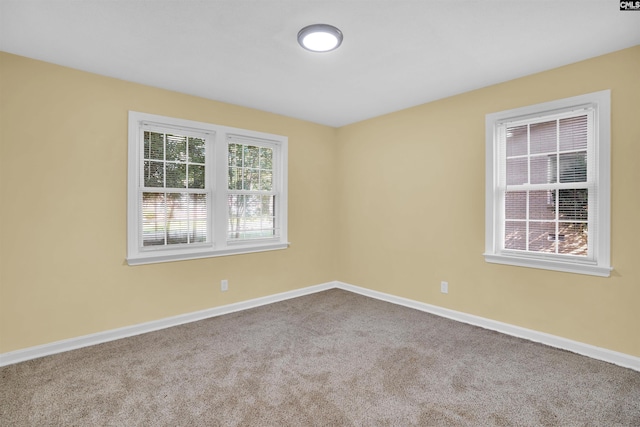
[1,288,639,426]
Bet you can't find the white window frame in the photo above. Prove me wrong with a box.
[127,111,288,265]
[484,90,611,277]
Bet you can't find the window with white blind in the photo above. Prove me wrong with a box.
[127,112,288,265]
[484,91,611,276]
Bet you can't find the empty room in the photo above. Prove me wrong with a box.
[1,1,639,425]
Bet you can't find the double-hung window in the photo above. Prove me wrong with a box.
[484,91,611,276]
[127,112,288,265]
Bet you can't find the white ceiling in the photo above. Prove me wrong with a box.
[1,1,639,127]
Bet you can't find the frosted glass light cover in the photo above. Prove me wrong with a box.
[298,24,343,52]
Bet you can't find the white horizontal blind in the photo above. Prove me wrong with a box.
[139,127,210,248]
[498,109,594,259]
[226,136,279,241]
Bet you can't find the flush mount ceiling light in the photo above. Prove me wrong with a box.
[297,24,343,52]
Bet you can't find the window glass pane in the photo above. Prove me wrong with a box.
[228,143,242,167]
[530,154,557,184]
[166,193,188,245]
[504,221,526,250]
[558,189,588,221]
[188,164,205,189]
[165,163,186,188]
[228,194,243,237]
[505,191,526,220]
[165,134,187,162]
[559,152,587,183]
[245,170,260,191]
[260,170,273,191]
[528,222,556,253]
[228,167,242,190]
[529,190,556,220]
[144,161,164,187]
[506,158,528,185]
[506,125,527,157]
[557,223,588,255]
[188,137,205,164]
[189,194,208,243]
[244,145,260,168]
[260,147,273,169]
[142,192,166,246]
[559,115,588,152]
[530,120,557,154]
[144,131,164,160]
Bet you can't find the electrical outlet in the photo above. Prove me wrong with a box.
[221,280,228,292]
[440,281,448,294]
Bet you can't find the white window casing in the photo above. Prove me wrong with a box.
[127,111,288,265]
[484,91,611,277]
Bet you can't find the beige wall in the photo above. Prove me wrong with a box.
[2,46,639,358]
[0,52,338,353]
[336,46,640,357]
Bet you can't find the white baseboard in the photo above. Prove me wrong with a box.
[2,280,638,372]
[334,281,640,372]
[0,281,335,367]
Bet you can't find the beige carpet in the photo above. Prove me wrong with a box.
[1,289,639,426]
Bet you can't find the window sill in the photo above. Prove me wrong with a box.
[127,242,290,266]
[483,253,612,277]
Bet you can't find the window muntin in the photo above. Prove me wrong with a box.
[485,91,611,277]
[128,112,288,265]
